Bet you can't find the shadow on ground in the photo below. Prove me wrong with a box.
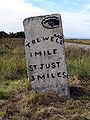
[70,86,90,99]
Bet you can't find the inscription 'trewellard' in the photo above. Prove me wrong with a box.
[26,34,64,48]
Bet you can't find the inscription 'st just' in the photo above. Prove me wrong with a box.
[23,14,70,98]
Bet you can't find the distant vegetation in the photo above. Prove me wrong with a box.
[1,31,90,45]
[65,39,90,45]
[0,31,25,38]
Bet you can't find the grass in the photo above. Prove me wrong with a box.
[66,46,90,84]
[0,39,27,81]
[0,38,90,119]
[0,79,28,99]
[65,39,90,45]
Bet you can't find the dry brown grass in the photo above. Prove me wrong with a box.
[0,38,24,48]
[65,39,90,45]
[0,81,90,120]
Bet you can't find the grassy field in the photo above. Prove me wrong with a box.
[0,38,90,120]
[65,39,90,45]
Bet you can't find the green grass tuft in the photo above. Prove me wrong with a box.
[66,47,90,83]
[0,46,27,81]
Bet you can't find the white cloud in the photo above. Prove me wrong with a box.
[85,3,90,9]
[61,10,90,38]
[32,0,46,2]
[0,0,90,38]
[0,0,49,32]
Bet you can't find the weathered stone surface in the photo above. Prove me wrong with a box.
[23,14,70,98]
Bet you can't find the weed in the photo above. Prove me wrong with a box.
[66,47,90,82]
[0,46,27,81]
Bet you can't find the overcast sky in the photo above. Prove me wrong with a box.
[0,0,90,38]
